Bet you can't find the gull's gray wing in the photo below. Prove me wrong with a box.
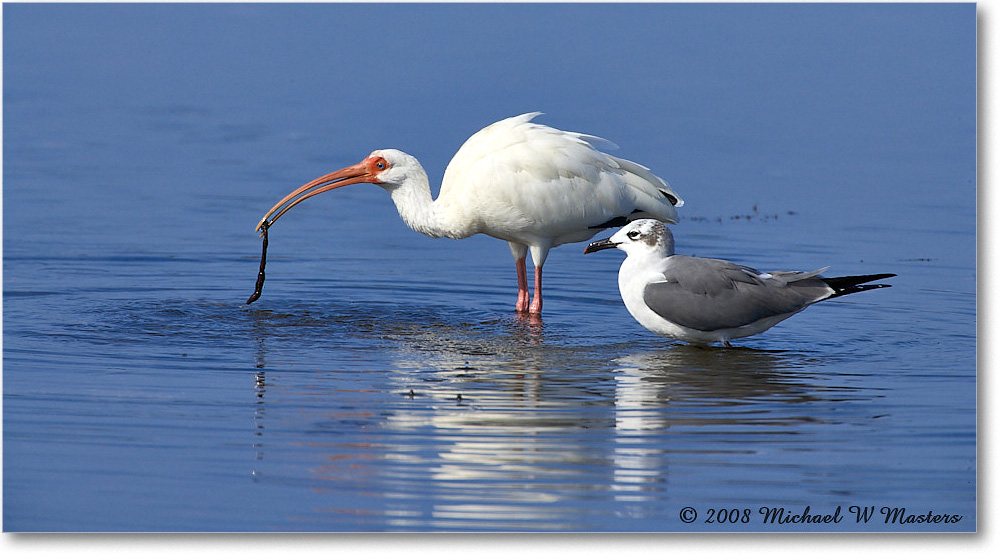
[642,255,832,332]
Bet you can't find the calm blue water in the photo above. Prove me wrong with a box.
[3,3,976,532]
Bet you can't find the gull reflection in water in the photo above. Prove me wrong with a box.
[609,346,823,510]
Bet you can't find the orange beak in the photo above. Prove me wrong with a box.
[255,160,378,234]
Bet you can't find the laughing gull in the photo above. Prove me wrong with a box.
[584,219,895,347]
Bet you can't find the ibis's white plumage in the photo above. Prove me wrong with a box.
[439,112,682,252]
[258,113,683,314]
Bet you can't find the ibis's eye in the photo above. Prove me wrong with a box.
[376,161,386,170]
[627,230,641,240]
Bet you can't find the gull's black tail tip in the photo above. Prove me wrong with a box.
[823,273,896,298]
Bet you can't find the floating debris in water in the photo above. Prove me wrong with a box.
[682,205,798,223]
[246,220,270,305]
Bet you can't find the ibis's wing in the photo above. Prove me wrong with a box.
[440,113,682,242]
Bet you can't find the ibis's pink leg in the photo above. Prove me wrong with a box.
[515,257,531,313]
[528,266,543,314]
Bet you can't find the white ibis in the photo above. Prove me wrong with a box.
[584,219,895,346]
[256,113,682,313]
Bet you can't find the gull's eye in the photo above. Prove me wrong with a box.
[627,230,641,240]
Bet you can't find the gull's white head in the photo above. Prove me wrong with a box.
[584,219,675,257]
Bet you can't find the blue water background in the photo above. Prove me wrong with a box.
[3,3,976,532]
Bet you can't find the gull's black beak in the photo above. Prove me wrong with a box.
[584,237,619,254]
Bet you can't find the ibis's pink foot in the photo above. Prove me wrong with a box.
[516,291,531,313]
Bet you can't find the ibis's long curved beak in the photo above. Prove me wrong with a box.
[255,160,375,234]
